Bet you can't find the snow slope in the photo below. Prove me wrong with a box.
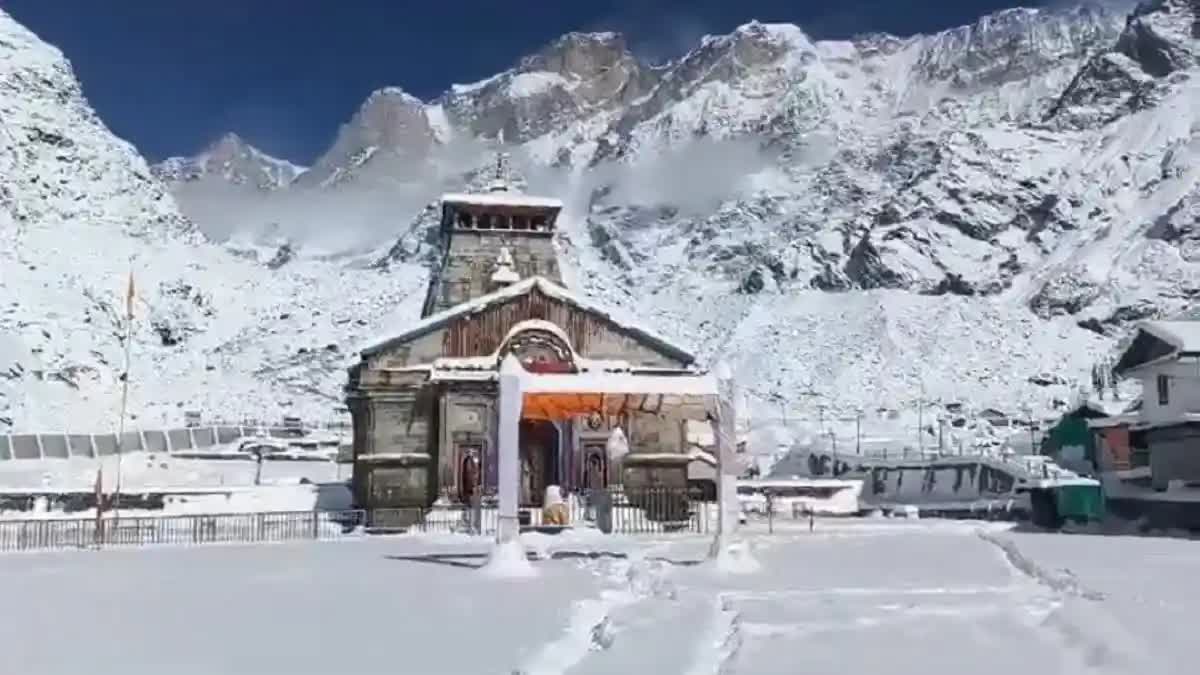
[0,9,427,431]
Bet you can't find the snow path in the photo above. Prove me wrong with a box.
[684,593,743,675]
[980,531,1151,674]
[978,529,1107,600]
[523,541,705,675]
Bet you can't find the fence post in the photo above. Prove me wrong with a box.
[311,511,320,540]
[766,492,774,534]
[94,507,104,549]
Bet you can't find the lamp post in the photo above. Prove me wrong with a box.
[855,409,863,455]
[1024,405,1037,455]
[917,383,925,456]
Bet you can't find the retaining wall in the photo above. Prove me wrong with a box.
[0,425,343,463]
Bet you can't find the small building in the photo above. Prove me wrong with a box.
[345,158,710,513]
[1039,398,1133,476]
[1112,320,1200,490]
[977,408,1010,427]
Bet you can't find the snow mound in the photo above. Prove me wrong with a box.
[481,539,538,579]
[712,539,762,575]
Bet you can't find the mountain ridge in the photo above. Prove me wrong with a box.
[4,2,1194,442]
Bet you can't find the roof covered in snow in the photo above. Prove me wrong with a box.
[1115,320,1200,376]
[1141,321,1200,353]
[360,276,696,364]
[441,192,563,210]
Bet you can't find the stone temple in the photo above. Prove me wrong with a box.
[345,157,715,514]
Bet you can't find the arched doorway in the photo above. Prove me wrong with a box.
[519,419,560,507]
[457,447,481,501]
[583,445,608,491]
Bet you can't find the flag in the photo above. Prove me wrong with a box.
[124,271,135,319]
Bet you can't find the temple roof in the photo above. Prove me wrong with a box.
[359,275,696,364]
[440,192,563,210]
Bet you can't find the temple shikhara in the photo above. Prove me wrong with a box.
[345,156,722,515]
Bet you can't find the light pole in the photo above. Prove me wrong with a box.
[1025,406,1037,455]
[917,387,925,456]
[855,409,863,455]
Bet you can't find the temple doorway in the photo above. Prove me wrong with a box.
[582,443,609,491]
[519,419,560,507]
[456,445,482,501]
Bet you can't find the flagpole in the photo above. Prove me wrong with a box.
[114,258,135,522]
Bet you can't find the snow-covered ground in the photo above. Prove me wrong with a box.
[0,452,343,493]
[0,521,1192,674]
[0,453,350,519]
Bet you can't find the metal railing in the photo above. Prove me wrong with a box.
[373,488,712,536]
[0,488,713,554]
[0,423,347,463]
[0,510,364,553]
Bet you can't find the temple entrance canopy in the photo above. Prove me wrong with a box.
[518,381,718,422]
[494,354,723,542]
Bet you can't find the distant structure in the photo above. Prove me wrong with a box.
[345,155,703,515]
[1107,321,1200,490]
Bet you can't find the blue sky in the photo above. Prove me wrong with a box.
[6,0,1044,164]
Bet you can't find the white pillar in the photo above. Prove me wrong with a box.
[719,363,740,536]
[710,361,739,553]
[496,355,524,544]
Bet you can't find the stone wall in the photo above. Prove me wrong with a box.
[425,229,563,316]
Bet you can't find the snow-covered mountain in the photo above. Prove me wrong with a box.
[6,2,1199,437]
[0,9,427,431]
[154,132,306,190]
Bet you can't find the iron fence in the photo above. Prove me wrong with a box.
[371,487,712,536]
[0,510,367,553]
[0,488,713,554]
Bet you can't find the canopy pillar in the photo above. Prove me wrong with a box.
[493,357,719,544]
[710,361,740,555]
[496,355,523,544]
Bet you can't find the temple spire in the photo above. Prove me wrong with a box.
[488,129,514,193]
[490,246,520,289]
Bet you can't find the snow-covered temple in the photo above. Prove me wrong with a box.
[345,156,719,516]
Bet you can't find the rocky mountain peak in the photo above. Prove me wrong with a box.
[362,85,425,108]
[527,30,629,71]
[154,132,305,190]
[913,4,1124,88]
[515,30,657,108]
[294,85,437,188]
[436,30,660,145]
[1049,0,1197,126]
[1115,0,1199,76]
[688,20,815,73]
